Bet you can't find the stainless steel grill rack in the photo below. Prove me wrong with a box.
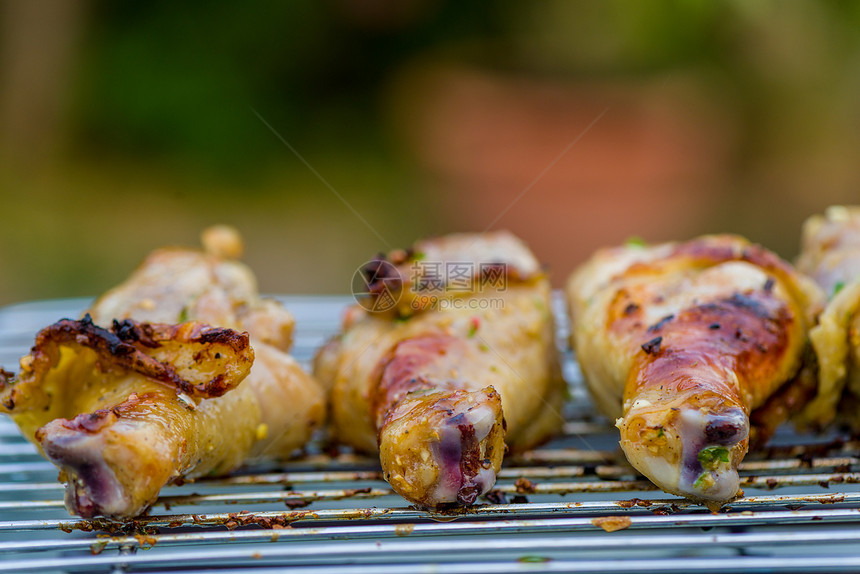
[1,296,859,573]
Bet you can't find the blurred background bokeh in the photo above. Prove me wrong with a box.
[2,0,860,305]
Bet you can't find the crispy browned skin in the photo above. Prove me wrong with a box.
[314,231,564,508]
[796,206,860,427]
[13,316,252,403]
[0,227,326,518]
[568,235,822,507]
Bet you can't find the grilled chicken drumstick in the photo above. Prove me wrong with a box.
[567,235,821,508]
[797,205,860,427]
[0,227,326,518]
[314,232,564,508]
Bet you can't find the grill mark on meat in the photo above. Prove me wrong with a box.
[648,315,675,333]
[641,337,663,355]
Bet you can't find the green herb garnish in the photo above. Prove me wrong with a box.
[468,318,480,337]
[657,427,665,438]
[562,384,574,401]
[625,236,646,248]
[178,307,189,322]
[693,472,709,489]
[834,281,846,296]
[518,555,550,563]
[697,446,730,470]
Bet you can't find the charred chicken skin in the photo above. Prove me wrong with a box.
[797,206,860,427]
[0,227,326,518]
[314,231,564,508]
[567,235,822,508]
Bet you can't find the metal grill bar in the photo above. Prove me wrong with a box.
[2,489,860,533]
[3,472,860,512]
[5,502,860,544]
[1,295,859,573]
[1,454,857,485]
[1,454,854,494]
[4,519,860,558]
[133,557,860,574]
[7,528,860,573]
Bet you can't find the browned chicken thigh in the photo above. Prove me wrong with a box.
[314,231,564,508]
[0,227,326,518]
[567,235,822,507]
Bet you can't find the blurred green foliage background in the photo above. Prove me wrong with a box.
[2,0,860,305]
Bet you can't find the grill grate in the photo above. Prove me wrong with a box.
[1,295,859,573]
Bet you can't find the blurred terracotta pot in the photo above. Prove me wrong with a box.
[388,66,736,283]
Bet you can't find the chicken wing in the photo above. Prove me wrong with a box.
[0,227,326,518]
[567,235,821,507]
[796,205,860,427]
[314,231,564,508]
